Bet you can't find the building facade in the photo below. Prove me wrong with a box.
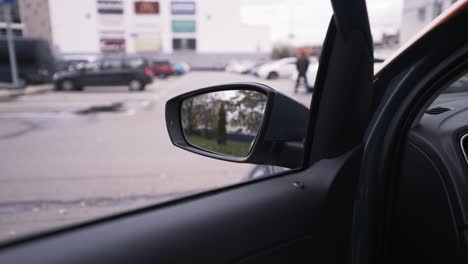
[18,0,53,45]
[15,0,270,56]
[400,0,457,44]
[0,2,23,36]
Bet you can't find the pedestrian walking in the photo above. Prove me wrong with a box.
[295,50,311,93]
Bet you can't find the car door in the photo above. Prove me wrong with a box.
[0,0,374,263]
[350,2,468,264]
[99,57,127,86]
[79,60,105,86]
[278,61,297,78]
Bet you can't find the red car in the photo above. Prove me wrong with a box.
[151,60,176,78]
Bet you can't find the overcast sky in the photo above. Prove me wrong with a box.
[240,0,403,45]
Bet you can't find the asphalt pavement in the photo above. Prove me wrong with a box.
[0,72,312,241]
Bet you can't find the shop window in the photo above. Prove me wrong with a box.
[173,38,196,51]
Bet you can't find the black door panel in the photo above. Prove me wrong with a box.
[388,141,461,264]
[80,70,104,86]
[0,149,361,264]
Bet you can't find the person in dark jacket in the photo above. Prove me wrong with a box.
[295,50,310,93]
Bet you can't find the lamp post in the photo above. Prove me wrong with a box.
[288,0,295,43]
[1,0,19,89]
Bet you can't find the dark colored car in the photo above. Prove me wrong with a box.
[0,37,55,85]
[53,56,153,91]
[1,1,468,264]
[151,60,176,78]
[55,59,89,72]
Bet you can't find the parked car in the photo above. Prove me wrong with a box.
[172,62,186,75]
[256,57,297,79]
[225,60,257,74]
[249,62,268,76]
[55,59,89,72]
[179,61,191,73]
[0,37,55,85]
[244,62,268,75]
[151,60,176,78]
[53,55,153,91]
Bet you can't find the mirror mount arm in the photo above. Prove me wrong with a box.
[248,141,304,168]
[246,90,308,168]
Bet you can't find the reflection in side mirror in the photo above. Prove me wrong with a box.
[166,83,309,168]
[181,90,267,158]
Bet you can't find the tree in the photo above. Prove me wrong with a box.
[271,44,295,60]
[181,98,194,135]
[225,90,267,135]
[181,94,217,137]
[216,103,227,145]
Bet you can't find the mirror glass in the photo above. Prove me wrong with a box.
[181,90,267,157]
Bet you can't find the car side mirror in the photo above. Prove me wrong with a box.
[165,83,308,168]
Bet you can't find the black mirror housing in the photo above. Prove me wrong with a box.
[165,83,309,168]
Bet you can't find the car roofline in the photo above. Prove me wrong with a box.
[375,0,468,75]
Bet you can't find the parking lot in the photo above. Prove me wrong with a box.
[0,71,312,240]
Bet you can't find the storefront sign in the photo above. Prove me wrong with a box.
[172,20,196,33]
[100,38,126,53]
[97,0,124,15]
[135,36,161,52]
[135,1,159,14]
[171,1,195,15]
[98,15,124,27]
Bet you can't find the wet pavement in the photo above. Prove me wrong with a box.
[0,72,312,241]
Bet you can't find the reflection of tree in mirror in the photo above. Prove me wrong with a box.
[181,97,194,134]
[181,94,217,137]
[216,103,227,145]
[181,90,267,157]
[224,90,267,136]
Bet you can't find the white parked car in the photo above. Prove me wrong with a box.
[256,57,297,79]
[179,62,191,73]
[225,60,257,74]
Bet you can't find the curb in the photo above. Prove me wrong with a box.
[0,85,54,102]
